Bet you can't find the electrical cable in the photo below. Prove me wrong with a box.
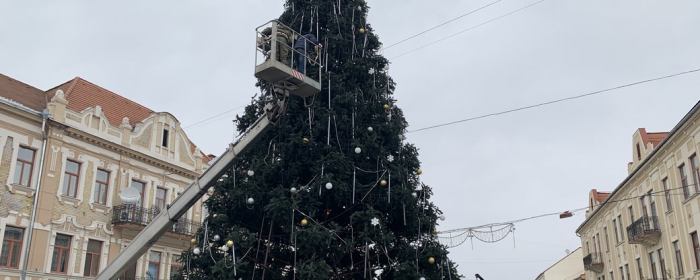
[389,0,546,60]
[407,68,700,134]
[439,183,699,234]
[381,0,502,50]
[182,104,246,129]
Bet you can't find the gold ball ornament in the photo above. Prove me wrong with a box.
[417,168,423,175]
[432,228,437,235]
[226,240,234,247]
[380,180,387,187]
[428,257,435,264]
[190,238,196,245]
[382,104,390,110]
[359,28,365,34]
[301,218,308,226]
[302,137,309,144]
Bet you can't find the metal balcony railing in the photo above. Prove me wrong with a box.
[627,215,661,246]
[112,205,201,237]
[583,252,604,272]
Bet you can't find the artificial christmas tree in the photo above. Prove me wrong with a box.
[178,0,461,279]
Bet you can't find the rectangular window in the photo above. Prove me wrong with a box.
[649,252,657,279]
[692,232,700,270]
[147,251,161,280]
[62,160,80,197]
[170,254,182,278]
[155,187,166,211]
[618,216,624,242]
[604,227,610,252]
[51,234,71,273]
[162,129,169,147]
[619,266,625,280]
[83,239,102,276]
[628,206,635,225]
[674,240,684,276]
[0,226,23,268]
[93,169,109,205]
[131,180,145,208]
[593,235,598,253]
[680,164,690,199]
[636,258,643,280]
[691,154,700,193]
[663,178,673,212]
[613,218,620,243]
[13,146,35,187]
[658,248,666,279]
[625,264,630,280]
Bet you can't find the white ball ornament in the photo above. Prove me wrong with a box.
[247,170,255,176]
[439,215,446,221]
[193,247,201,255]
[367,127,374,132]
[419,277,425,280]
[355,147,362,154]
[214,235,221,242]
[247,197,255,205]
[290,187,298,194]
[325,182,333,190]
[412,192,417,198]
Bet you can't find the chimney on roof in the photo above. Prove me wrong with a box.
[47,90,67,123]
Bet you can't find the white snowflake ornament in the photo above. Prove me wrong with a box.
[387,155,394,162]
[371,217,380,227]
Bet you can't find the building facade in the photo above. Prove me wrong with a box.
[0,73,211,279]
[536,247,585,280]
[577,101,700,280]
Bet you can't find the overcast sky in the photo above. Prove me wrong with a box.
[2,0,700,279]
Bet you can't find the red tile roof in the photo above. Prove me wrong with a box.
[0,73,47,111]
[638,128,669,149]
[2,74,210,163]
[591,189,610,204]
[46,77,153,127]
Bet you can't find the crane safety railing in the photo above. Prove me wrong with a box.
[255,20,322,81]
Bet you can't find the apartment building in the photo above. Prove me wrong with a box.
[577,100,700,280]
[0,73,211,279]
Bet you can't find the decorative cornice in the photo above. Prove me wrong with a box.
[55,120,199,178]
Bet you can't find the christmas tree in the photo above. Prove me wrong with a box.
[178,0,460,279]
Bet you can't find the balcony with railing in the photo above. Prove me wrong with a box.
[626,215,661,246]
[583,252,604,273]
[112,205,200,237]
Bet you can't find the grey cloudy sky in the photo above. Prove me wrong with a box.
[2,0,700,278]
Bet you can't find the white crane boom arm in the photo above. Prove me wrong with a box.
[95,111,275,280]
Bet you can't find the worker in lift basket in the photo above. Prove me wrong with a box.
[294,34,320,75]
[260,25,292,66]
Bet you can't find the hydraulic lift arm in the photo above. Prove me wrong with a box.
[95,99,286,280]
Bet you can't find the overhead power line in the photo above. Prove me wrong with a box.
[381,0,502,50]
[439,183,698,234]
[182,104,246,130]
[408,68,700,134]
[390,0,546,60]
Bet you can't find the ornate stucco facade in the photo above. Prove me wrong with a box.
[577,101,700,280]
[0,74,211,279]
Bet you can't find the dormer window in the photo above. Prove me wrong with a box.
[636,143,641,161]
[162,129,169,148]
